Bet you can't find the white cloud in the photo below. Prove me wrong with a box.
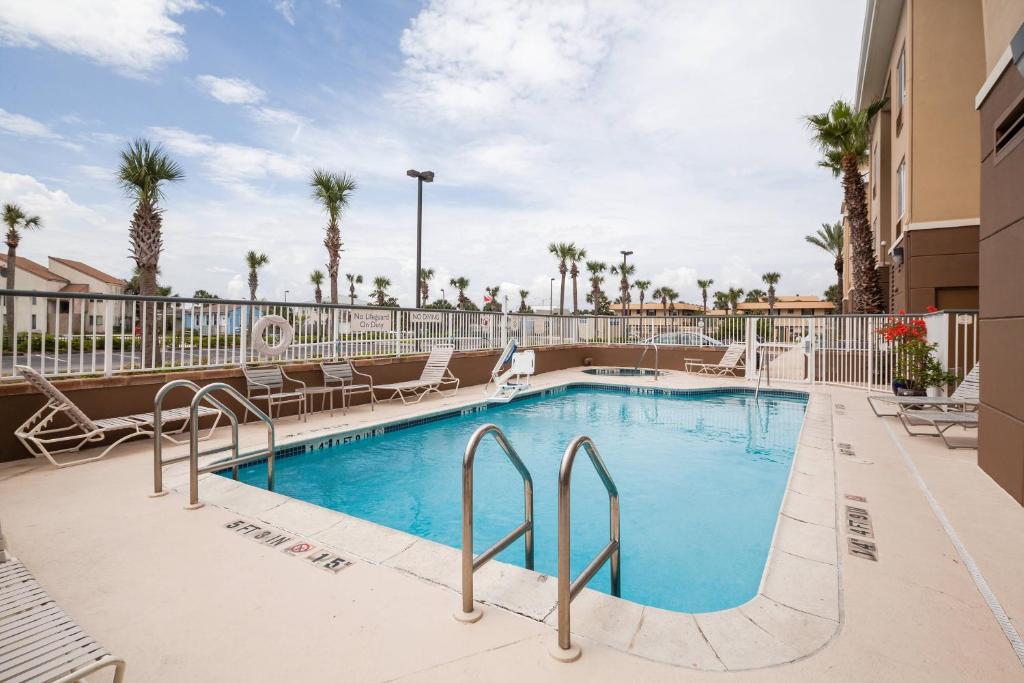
[0,1,206,76]
[0,108,83,151]
[274,1,296,25]
[196,75,266,105]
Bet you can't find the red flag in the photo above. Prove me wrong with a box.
[483,293,493,303]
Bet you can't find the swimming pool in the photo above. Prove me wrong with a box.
[229,385,807,613]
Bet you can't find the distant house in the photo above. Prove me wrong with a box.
[182,304,265,333]
[0,255,127,334]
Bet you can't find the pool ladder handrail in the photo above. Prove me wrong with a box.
[186,383,277,509]
[554,435,620,661]
[458,424,534,622]
[634,341,659,380]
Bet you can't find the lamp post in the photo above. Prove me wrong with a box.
[407,169,435,308]
[549,278,555,317]
[283,290,289,303]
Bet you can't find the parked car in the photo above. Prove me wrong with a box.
[642,331,726,347]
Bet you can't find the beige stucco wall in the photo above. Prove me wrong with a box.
[0,269,61,332]
[887,2,911,238]
[981,0,1024,72]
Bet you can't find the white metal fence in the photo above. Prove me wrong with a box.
[0,290,977,392]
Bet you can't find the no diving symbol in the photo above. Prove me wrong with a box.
[285,542,315,555]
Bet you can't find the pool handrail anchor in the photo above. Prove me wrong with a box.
[457,423,534,623]
[552,435,620,662]
[185,383,277,510]
[151,379,238,497]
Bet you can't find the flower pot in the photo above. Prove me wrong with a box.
[926,386,942,398]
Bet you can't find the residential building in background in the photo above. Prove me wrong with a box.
[977,2,1024,504]
[853,0,985,313]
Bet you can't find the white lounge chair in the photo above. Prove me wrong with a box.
[868,364,979,417]
[14,365,223,468]
[374,344,459,405]
[684,343,746,375]
[1,522,126,682]
[897,409,978,449]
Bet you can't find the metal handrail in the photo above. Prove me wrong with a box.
[634,341,659,379]
[186,383,276,509]
[554,435,620,660]
[458,424,534,622]
[152,379,238,496]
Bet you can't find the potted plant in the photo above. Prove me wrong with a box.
[922,356,961,397]
[877,311,931,395]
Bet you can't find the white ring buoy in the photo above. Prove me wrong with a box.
[251,315,294,357]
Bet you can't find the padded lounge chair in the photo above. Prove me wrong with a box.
[868,364,979,417]
[897,409,978,449]
[243,365,307,422]
[14,365,222,468]
[374,344,459,405]
[684,343,746,376]
[1,522,126,682]
[320,360,375,413]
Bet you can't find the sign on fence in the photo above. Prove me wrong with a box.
[409,311,443,324]
[349,310,392,332]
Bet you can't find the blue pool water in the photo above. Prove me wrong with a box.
[230,386,807,613]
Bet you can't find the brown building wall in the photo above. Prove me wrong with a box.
[889,226,981,312]
[0,345,727,464]
[978,51,1024,504]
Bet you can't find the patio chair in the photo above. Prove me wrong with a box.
[242,365,307,422]
[684,343,746,376]
[320,360,375,413]
[14,365,223,469]
[374,344,459,405]
[0,521,127,682]
[897,409,978,449]
[867,364,979,417]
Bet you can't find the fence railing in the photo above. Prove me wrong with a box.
[0,290,977,392]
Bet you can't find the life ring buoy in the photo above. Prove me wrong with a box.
[251,315,294,357]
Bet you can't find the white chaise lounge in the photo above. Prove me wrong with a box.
[684,343,746,376]
[14,365,222,468]
[374,344,459,405]
[867,363,979,417]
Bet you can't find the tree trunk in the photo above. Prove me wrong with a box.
[841,155,884,312]
[325,218,341,304]
[248,272,258,301]
[834,256,843,313]
[558,267,566,315]
[4,241,17,347]
[571,275,578,315]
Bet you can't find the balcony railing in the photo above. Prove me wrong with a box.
[0,289,977,392]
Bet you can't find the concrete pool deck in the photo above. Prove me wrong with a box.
[1,368,1022,681]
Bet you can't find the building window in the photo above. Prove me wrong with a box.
[31,296,37,304]
[897,45,906,104]
[896,158,906,219]
[31,314,37,329]
[95,315,103,326]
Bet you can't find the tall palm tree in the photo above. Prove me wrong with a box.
[665,287,679,313]
[712,290,729,311]
[806,98,887,312]
[118,138,184,296]
[609,262,635,317]
[310,269,325,304]
[3,203,41,344]
[419,267,435,306]
[547,242,574,315]
[805,221,844,312]
[585,261,607,317]
[745,288,766,303]
[652,286,669,310]
[371,276,391,306]
[568,245,586,315]
[345,273,363,305]
[633,279,651,316]
[310,169,357,304]
[726,287,744,314]
[245,251,269,300]
[696,278,714,313]
[761,272,781,315]
[518,289,530,313]
[449,276,470,310]
[484,285,502,312]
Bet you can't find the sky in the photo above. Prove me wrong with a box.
[0,0,865,307]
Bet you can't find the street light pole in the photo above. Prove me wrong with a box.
[407,169,435,308]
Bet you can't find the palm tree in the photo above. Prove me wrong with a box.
[585,261,607,317]
[609,262,635,317]
[518,289,530,313]
[633,279,651,316]
[745,288,766,303]
[696,278,714,313]
[806,98,887,312]
[3,203,41,344]
[806,221,844,312]
[483,285,502,312]
[245,251,269,300]
[449,276,470,310]
[761,272,781,315]
[310,169,357,304]
[665,287,679,313]
[310,269,325,304]
[419,267,435,306]
[712,290,729,311]
[371,276,391,306]
[726,287,744,314]
[345,273,363,305]
[652,286,669,310]
[568,245,586,315]
[118,138,184,296]
[547,242,574,315]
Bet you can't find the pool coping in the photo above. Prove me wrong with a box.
[163,376,840,671]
